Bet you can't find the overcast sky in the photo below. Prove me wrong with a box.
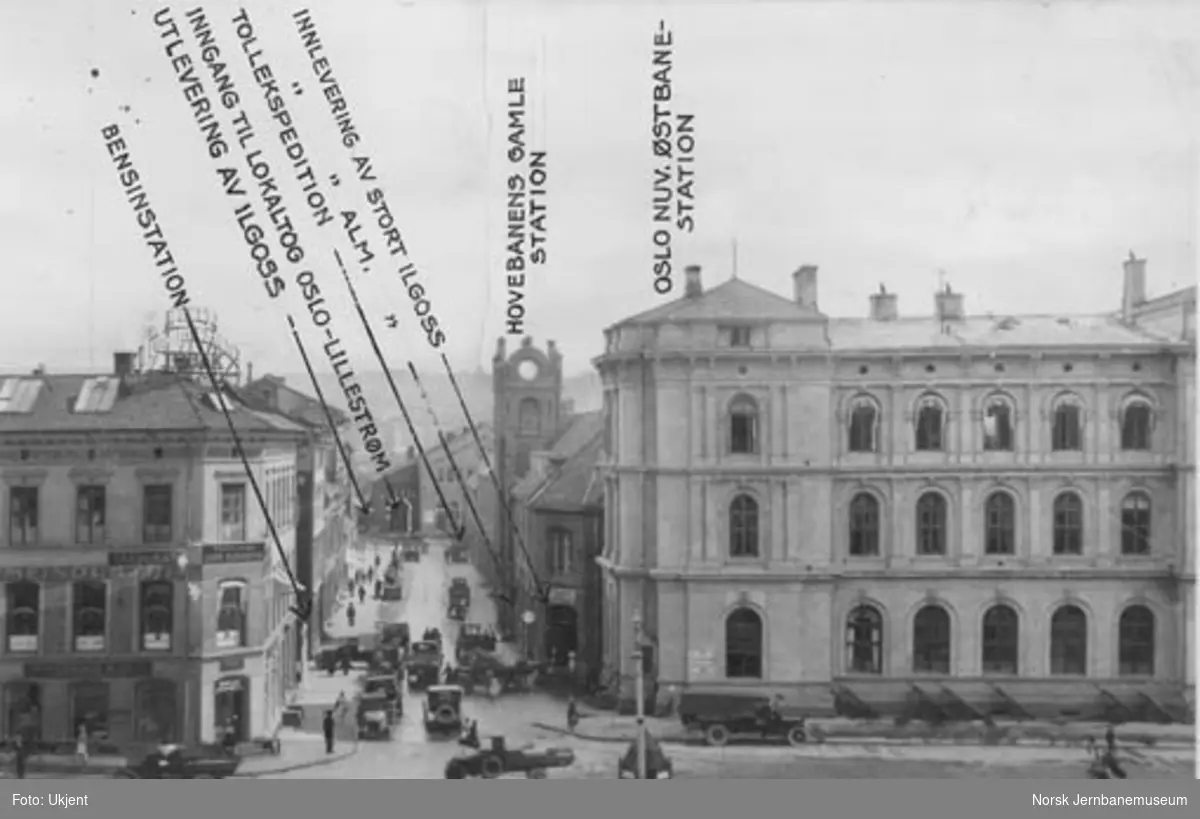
[1,0,1196,376]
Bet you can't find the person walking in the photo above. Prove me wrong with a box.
[346,601,356,629]
[566,696,580,734]
[12,733,27,779]
[357,585,366,605]
[322,710,336,754]
[75,722,89,767]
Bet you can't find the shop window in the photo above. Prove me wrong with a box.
[3,682,42,741]
[135,680,177,743]
[71,681,110,741]
[214,676,248,742]
[73,581,107,652]
[5,581,39,652]
[216,581,247,649]
[140,581,174,651]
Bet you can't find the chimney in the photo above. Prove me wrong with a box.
[935,283,965,322]
[792,265,818,309]
[246,362,254,383]
[684,265,703,298]
[547,340,559,360]
[1122,251,1147,321]
[31,364,46,377]
[113,352,135,379]
[869,284,898,321]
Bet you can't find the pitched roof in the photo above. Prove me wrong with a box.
[510,411,601,500]
[519,411,605,511]
[616,278,824,326]
[0,372,306,435]
[243,375,348,429]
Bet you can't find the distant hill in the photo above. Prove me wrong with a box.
[275,367,602,463]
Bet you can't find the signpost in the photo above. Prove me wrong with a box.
[632,611,646,780]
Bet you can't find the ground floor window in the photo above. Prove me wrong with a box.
[3,682,42,741]
[71,681,111,741]
[214,676,249,742]
[135,680,177,743]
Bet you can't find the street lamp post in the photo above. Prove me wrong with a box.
[631,611,646,780]
[522,610,536,661]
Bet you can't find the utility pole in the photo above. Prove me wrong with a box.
[632,611,647,780]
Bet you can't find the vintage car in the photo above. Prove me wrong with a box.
[678,688,808,747]
[405,640,443,690]
[361,673,402,711]
[617,733,674,779]
[113,744,241,779]
[448,578,471,603]
[378,621,411,649]
[447,648,542,695]
[423,684,465,734]
[379,584,403,602]
[357,691,396,740]
[455,622,495,656]
[445,544,469,563]
[315,640,357,675]
[448,603,467,621]
[444,736,575,779]
[402,548,421,563]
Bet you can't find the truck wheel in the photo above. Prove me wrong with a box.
[786,725,807,747]
[445,760,467,779]
[705,724,730,747]
[481,755,505,778]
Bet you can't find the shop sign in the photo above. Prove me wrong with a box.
[202,542,266,564]
[0,564,110,583]
[548,587,578,606]
[24,660,153,679]
[0,554,183,583]
[215,676,246,694]
[219,657,246,672]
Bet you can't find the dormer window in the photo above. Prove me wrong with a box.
[724,326,752,348]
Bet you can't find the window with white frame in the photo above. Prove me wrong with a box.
[216,581,247,649]
[982,395,1014,451]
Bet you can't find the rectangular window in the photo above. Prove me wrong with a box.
[216,582,247,649]
[143,484,173,543]
[9,486,39,545]
[5,582,40,652]
[75,485,107,544]
[220,483,247,542]
[73,581,108,652]
[728,326,752,348]
[140,581,174,651]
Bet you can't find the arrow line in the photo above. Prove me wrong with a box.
[181,307,311,622]
[285,315,375,515]
[438,352,549,603]
[332,249,462,537]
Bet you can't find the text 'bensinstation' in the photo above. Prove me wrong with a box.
[503,77,551,336]
[650,20,698,296]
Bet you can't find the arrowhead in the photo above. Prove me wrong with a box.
[357,503,372,516]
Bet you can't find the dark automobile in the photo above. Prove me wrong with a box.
[357,691,397,740]
[316,640,356,675]
[448,604,467,621]
[380,585,403,602]
[423,685,465,734]
[406,640,443,690]
[446,545,469,563]
[361,673,402,709]
[678,688,807,747]
[444,735,575,779]
[113,744,241,779]
[618,733,674,779]
[403,548,421,563]
[378,621,410,650]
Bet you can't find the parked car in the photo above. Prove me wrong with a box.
[423,685,466,734]
[678,687,807,747]
[444,735,574,779]
[113,744,241,779]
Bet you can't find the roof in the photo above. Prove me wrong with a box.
[519,411,605,511]
[243,375,348,428]
[511,411,601,500]
[610,275,1184,352]
[0,372,307,435]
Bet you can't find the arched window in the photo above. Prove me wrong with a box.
[915,492,947,555]
[1120,397,1153,451]
[1117,605,1155,676]
[1052,492,1084,555]
[981,605,1019,674]
[140,581,174,651]
[1050,605,1087,675]
[1120,492,1152,555]
[547,527,573,575]
[724,608,763,678]
[72,581,107,652]
[518,397,540,435]
[983,492,1016,555]
[4,581,39,653]
[848,493,880,557]
[216,581,247,649]
[1051,395,1083,452]
[914,394,945,451]
[728,395,759,455]
[847,397,878,453]
[912,605,950,673]
[729,494,759,558]
[845,605,883,674]
[982,395,1014,451]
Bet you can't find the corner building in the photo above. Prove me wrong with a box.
[595,258,1195,719]
[0,356,307,745]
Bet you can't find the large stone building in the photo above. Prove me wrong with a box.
[240,375,356,658]
[595,256,1195,720]
[0,355,311,745]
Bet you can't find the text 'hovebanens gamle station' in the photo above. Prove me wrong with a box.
[594,255,1194,720]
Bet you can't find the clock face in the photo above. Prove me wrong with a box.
[518,360,540,381]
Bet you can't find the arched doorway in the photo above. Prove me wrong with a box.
[3,682,42,741]
[213,676,249,742]
[544,605,578,667]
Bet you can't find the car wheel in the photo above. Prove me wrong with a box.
[786,725,807,747]
[481,755,505,778]
[444,760,467,779]
[705,724,730,747]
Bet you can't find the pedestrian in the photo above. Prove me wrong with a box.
[566,696,579,733]
[75,722,89,767]
[13,733,26,779]
[374,579,382,599]
[322,710,335,754]
[358,585,366,604]
[347,602,356,628]
[375,554,381,568]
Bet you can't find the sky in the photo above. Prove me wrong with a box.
[0,0,1197,377]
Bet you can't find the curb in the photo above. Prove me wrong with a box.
[234,745,359,778]
[528,722,1197,750]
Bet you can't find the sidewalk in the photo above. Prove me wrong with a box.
[532,712,1197,749]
